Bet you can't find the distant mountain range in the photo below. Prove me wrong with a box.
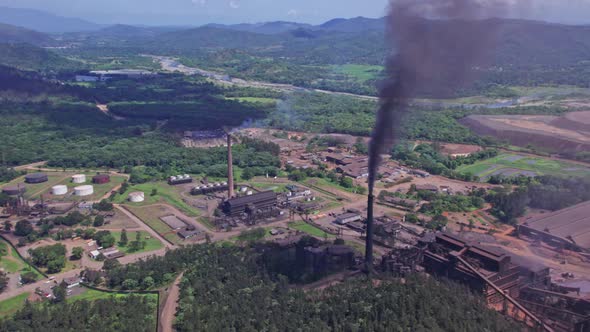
[0,7,103,33]
[205,16,386,35]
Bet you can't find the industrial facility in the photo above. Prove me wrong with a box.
[168,174,193,185]
[74,185,94,197]
[518,201,590,253]
[191,182,229,195]
[92,174,111,184]
[221,191,278,217]
[72,174,87,184]
[25,173,48,184]
[51,185,68,196]
[128,191,145,203]
[2,185,26,196]
[379,232,590,331]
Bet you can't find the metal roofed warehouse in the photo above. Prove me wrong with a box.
[518,201,590,252]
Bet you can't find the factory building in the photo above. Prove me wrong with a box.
[410,170,431,178]
[2,185,26,196]
[302,245,356,276]
[222,191,278,217]
[422,233,521,304]
[518,201,590,252]
[335,212,363,225]
[25,173,48,184]
[92,174,111,184]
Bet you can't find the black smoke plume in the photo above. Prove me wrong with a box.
[368,0,512,193]
[366,0,513,268]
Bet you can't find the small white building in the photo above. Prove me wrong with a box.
[335,213,363,225]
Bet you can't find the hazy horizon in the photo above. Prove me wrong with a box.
[1,0,590,27]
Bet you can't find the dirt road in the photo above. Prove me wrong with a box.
[159,272,184,332]
[13,161,47,171]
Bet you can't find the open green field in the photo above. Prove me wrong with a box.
[111,231,164,254]
[125,205,182,245]
[457,153,590,180]
[115,181,200,217]
[0,239,43,278]
[0,292,30,318]
[331,64,383,82]
[69,288,159,302]
[226,97,277,104]
[288,221,334,238]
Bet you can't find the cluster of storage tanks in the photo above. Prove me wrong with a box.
[50,184,94,197]
[168,174,193,185]
[191,182,229,195]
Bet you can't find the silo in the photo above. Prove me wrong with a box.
[72,174,86,184]
[25,173,48,184]
[92,174,110,184]
[74,185,94,196]
[2,185,26,196]
[52,185,68,195]
[128,191,145,203]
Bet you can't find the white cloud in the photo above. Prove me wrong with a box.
[192,0,206,6]
[287,9,299,17]
[229,0,240,9]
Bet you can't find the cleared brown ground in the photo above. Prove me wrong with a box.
[461,111,590,152]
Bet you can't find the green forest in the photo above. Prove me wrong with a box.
[0,295,157,331]
[78,242,519,331]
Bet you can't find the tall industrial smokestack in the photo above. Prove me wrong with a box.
[365,193,375,272]
[227,134,234,198]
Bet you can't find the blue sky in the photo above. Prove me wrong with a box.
[1,0,590,26]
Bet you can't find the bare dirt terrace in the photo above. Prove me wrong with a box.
[461,111,590,152]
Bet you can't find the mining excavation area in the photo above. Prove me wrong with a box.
[461,111,590,152]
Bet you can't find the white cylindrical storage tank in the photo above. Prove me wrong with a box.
[72,174,86,184]
[247,191,253,196]
[170,176,177,181]
[52,185,68,196]
[240,187,248,192]
[74,185,94,196]
[128,191,145,203]
[221,181,228,186]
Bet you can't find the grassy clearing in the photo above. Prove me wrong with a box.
[0,239,43,278]
[457,153,590,180]
[111,231,164,254]
[0,292,30,318]
[125,205,182,245]
[69,288,158,302]
[331,64,383,82]
[227,97,277,104]
[115,182,200,217]
[288,221,334,238]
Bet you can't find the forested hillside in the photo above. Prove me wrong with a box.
[81,242,518,331]
[0,43,84,72]
[0,295,157,331]
[0,22,53,45]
